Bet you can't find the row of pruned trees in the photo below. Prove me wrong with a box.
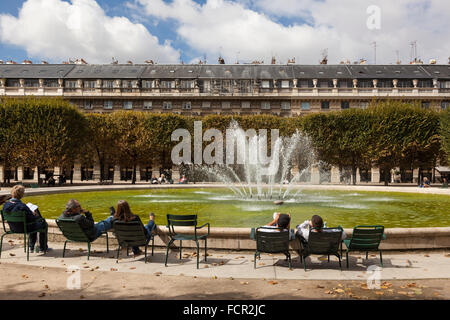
[0,97,448,185]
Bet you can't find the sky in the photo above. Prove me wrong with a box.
[0,0,449,65]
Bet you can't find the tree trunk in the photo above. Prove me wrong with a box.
[384,167,390,186]
[132,163,136,185]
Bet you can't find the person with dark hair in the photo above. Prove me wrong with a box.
[58,199,114,241]
[2,185,50,253]
[112,200,156,256]
[296,214,346,242]
[267,212,291,230]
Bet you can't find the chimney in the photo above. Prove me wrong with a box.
[218,56,225,64]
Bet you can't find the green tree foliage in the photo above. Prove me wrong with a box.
[441,108,450,163]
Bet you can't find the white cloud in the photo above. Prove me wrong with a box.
[0,0,180,63]
[134,0,450,64]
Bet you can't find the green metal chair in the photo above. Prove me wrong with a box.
[298,227,343,271]
[165,214,210,269]
[56,218,109,260]
[254,227,291,269]
[113,220,156,263]
[0,209,48,261]
[343,225,385,268]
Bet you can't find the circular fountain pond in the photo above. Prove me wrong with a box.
[24,187,450,228]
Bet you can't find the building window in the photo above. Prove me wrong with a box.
[122,80,132,88]
[421,101,430,109]
[222,101,231,109]
[182,101,192,110]
[84,81,96,88]
[65,80,78,88]
[261,80,271,89]
[84,100,94,110]
[123,101,133,110]
[418,80,433,88]
[43,79,58,87]
[142,80,153,89]
[321,101,330,109]
[281,101,291,110]
[103,80,114,88]
[200,80,212,93]
[341,101,350,109]
[378,80,393,88]
[301,102,310,110]
[338,80,352,88]
[143,101,152,110]
[318,80,332,88]
[281,80,290,88]
[104,100,113,110]
[360,101,369,109]
[440,81,450,89]
[160,81,175,89]
[5,79,20,87]
[397,80,412,88]
[298,80,313,88]
[24,80,39,87]
[181,80,194,89]
[202,101,211,108]
[261,101,271,110]
[442,101,450,110]
[163,101,172,110]
[358,80,372,88]
[241,101,251,109]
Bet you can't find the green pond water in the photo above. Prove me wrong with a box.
[23,188,450,228]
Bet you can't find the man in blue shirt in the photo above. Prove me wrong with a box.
[2,185,49,252]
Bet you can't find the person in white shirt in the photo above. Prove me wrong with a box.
[296,215,346,242]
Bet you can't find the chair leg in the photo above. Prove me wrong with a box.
[287,253,291,269]
[116,245,120,263]
[144,244,148,264]
[204,238,207,262]
[366,251,368,260]
[165,239,174,266]
[303,256,307,271]
[63,240,67,258]
[328,255,330,263]
[105,233,109,253]
[380,251,383,268]
[0,233,5,259]
[87,242,91,260]
[24,233,26,253]
[127,248,129,257]
[151,236,154,256]
[195,241,199,269]
[346,251,349,269]
[179,240,182,260]
[254,252,258,269]
[26,234,30,261]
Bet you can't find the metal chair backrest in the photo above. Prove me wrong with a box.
[349,225,384,250]
[113,221,147,248]
[307,227,343,255]
[56,218,90,242]
[167,214,197,236]
[1,210,28,233]
[256,227,290,253]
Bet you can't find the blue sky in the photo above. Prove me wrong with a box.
[0,0,448,65]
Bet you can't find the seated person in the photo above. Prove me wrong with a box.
[442,177,448,189]
[59,199,114,241]
[252,212,294,240]
[158,174,166,184]
[151,176,158,184]
[179,175,187,184]
[2,185,50,253]
[420,177,431,188]
[111,200,156,256]
[47,175,56,186]
[296,214,346,243]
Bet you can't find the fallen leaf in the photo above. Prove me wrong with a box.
[212,276,217,279]
[203,265,209,268]
[9,253,15,257]
[317,285,325,289]
[444,254,450,258]
[154,272,162,276]
[110,268,117,272]
[229,277,234,280]
[375,291,384,295]
[129,267,136,270]
[407,283,417,288]
[80,295,85,299]
[335,289,345,294]
[259,262,265,266]
[44,285,49,289]
[240,281,249,285]
[38,293,46,298]
[268,281,278,285]
[424,254,430,257]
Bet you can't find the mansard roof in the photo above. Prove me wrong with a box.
[1,63,449,80]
